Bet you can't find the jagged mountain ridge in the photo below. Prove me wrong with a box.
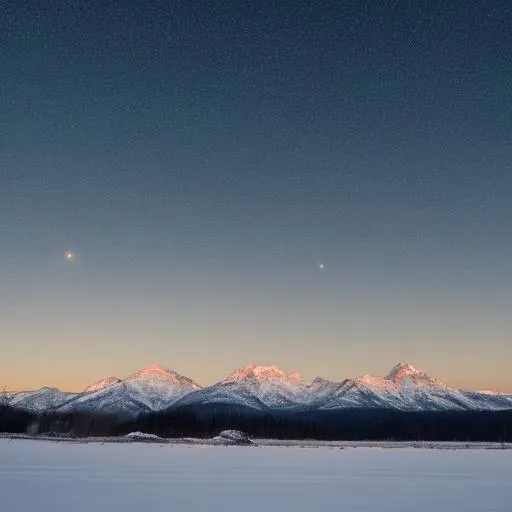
[173,364,310,410]
[307,363,509,411]
[55,364,202,417]
[6,387,79,413]
[3,362,512,416]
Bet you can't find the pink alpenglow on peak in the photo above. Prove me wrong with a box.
[340,363,445,393]
[126,364,202,389]
[226,364,304,383]
[168,364,312,410]
[52,364,203,417]
[386,362,420,379]
[385,362,445,388]
[314,362,483,412]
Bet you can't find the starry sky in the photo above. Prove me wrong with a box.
[1,0,511,392]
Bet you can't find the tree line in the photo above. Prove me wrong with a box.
[2,403,512,442]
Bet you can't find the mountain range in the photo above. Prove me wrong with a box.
[3,362,512,418]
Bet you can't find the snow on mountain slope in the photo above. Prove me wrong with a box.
[227,365,302,383]
[7,387,78,413]
[57,364,201,416]
[57,382,146,417]
[171,381,269,410]
[386,362,443,386]
[319,363,512,411]
[6,361,512,416]
[224,365,310,407]
[122,364,202,411]
[84,377,122,393]
[462,391,512,410]
[172,365,309,410]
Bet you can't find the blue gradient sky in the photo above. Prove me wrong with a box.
[1,1,511,391]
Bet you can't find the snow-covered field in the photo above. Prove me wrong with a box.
[1,440,511,511]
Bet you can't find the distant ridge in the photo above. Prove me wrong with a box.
[3,362,511,417]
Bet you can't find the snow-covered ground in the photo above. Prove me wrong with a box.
[1,440,511,511]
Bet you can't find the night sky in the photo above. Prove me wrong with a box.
[2,1,511,391]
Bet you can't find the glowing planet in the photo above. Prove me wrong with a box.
[65,251,76,262]
[319,263,324,269]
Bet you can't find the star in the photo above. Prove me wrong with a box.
[65,251,76,262]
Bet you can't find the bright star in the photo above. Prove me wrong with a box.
[65,251,76,262]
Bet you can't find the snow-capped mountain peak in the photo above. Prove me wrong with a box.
[313,363,482,412]
[186,364,310,409]
[226,364,304,383]
[125,364,201,389]
[386,362,420,380]
[53,364,202,417]
[385,362,443,387]
[128,363,174,379]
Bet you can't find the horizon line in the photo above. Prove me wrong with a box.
[2,361,510,395]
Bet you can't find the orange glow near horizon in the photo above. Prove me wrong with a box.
[2,359,510,395]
